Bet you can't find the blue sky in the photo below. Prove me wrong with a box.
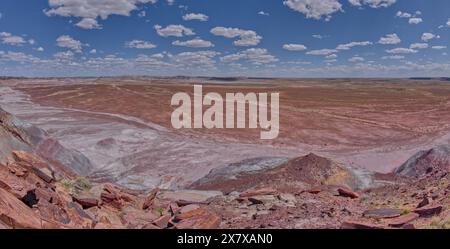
[0,0,449,77]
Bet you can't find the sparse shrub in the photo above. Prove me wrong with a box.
[74,176,92,190]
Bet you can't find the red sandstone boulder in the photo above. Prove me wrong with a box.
[388,213,420,228]
[239,187,277,198]
[414,205,443,217]
[337,188,359,199]
[0,188,42,228]
[341,220,384,229]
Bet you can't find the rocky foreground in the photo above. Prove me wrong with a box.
[1,107,449,229]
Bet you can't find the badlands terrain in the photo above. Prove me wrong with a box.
[0,77,450,229]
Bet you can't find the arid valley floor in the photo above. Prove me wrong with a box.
[1,77,450,229]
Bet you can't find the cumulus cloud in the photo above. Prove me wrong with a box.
[45,0,158,29]
[221,48,278,65]
[348,0,397,8]
[172,38,214,48]
[283,0,342,21]
[410,43,428,49]
[408,18,423,24]
[210,27,262,46]
[56,35,83,52]
[421,32,440,42]
[336,41,372,50]
[182,13,209,21]
[396,11,411,18]
[154,24,195,37]
[386,48,418,54]
[283,44,307,51]
[306,49,338,56]
[432,46,447,50]
[447,19,450,27]
[54,50,75,60]
[258,11,270,16]
[35,47,45,52]
[0,32,26,45]
[396,10,423,24]
[76,18,101,29]
[171,51,219,69]
[378,33,401,44]
[125,40,156,49]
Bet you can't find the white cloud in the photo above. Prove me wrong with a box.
[89,49,97,54]
[0,32,26,45]
[306,49,338,56]
[382,55,404,60]
[432,46,447,50]
[172,38,214,48]
[283,44,307,51]
[221,48,277,65]
[35,47,45,52]
[54,50,75,60]
[378,33,401,44]
[336,41,372,50]
[410,43,428,49]
[138,10,146,17]
[76,18,101,29]
[210,27,262,46]
[154,24,195,37]
[125,40,156,49]
[396,11,412,18]
[422,32,440,42]
[408,18,423,24]
[283,0,342,21]
[447,19,450,27]
[258,11,270,16]
[171,51,219,69]
[182,13,209,21]
[326,54,338,59]
[386,48,418,54]
[45,0,157,29]
[348,0,397,8]
[312,34,324,39]
[56,35,83,52]
[348,56,364,62]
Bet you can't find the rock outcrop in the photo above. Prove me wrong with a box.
[192,153,361,193]
[395,145,450,178]
[0,107,93,176]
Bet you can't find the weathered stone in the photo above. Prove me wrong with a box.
[175,212,221,229]
[65,202,94,228]
[142,188,158,210]
[307,188,322,194]
[0,188,41,228]
[414,205,443,217]
[363,208,404,219]
[33,167,54,183]
[416,197,431,208]
[121,207,159,229]
[174,204,203,221]
[0,167,34,199]
[239,188,277,198]
[35,187,54,203]
[341,220,384,229]
[73,196,99,209]
[36,200,70,225]
[153,214,172,228]
[337,188,359,199]
[388,213,420,228]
